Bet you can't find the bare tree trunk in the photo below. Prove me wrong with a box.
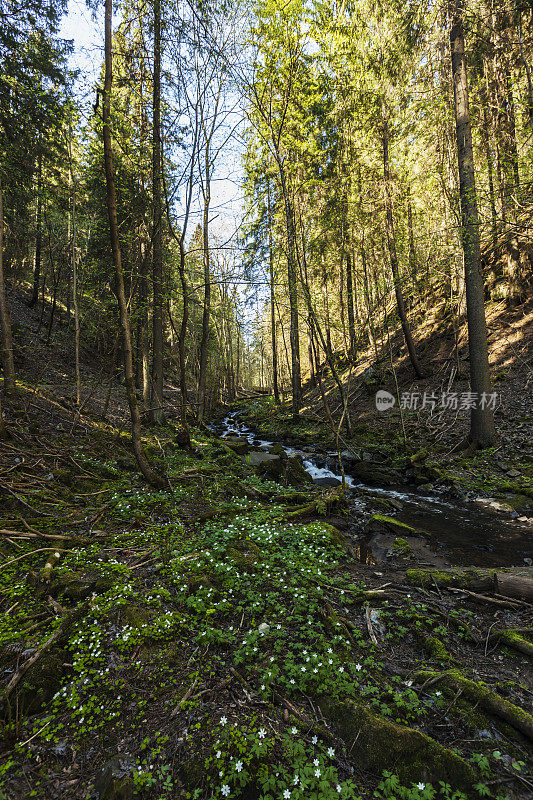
[68,132,81,405]
[0,177,15,393]
[29,152,42,308]
[137,240,150,403]
[267,181,280,404]
[516,6,533,130]
[481,76,498,253]
[277,159,301,419]
[450,0,496,448]
[300,238,352,435]
[321,256,333,360]
[150,0,165,425]
[45,222,61,346]
[407,186,418,293]
[346,251,357,363]
[103,0,164,486]
[0,389,7,439]
[382,120,423,379]
[197,160,211,424]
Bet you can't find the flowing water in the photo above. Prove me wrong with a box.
[213,411,533,568]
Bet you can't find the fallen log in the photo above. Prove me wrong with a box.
[495,572,533,603]
[406,567,533,602]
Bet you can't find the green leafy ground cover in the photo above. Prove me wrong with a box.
[0,390,531,799]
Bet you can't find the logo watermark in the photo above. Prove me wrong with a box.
[375,390,499,412]
[375,390,396,411]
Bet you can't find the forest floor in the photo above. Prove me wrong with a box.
[0,288,532,800]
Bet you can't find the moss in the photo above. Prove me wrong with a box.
[17,647,66,715]
[94,756,135,800]
[415,670,533,741]
[177,759,205,789]
[227,546,259,571]
[497,482,533,500]
[321,523,347,549]
[421,635,450,662]
[496,630,533,657]
[284,457,315,487]
[52,468,73,486]
[392,537,411,555]
[405,568,495,592]
[121,604,152,628]
[496,491,533,508]
[320,698,474,790]
[50,569,113,601]
[370,515,427,537]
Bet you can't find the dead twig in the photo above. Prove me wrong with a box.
[170,678,199,718]
[365,606,379,645]
[3,600,90,698]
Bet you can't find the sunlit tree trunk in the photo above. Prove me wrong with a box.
[68,134,81,405]
[278,161,301,418]
[346,251,357,363]
[382,119,423,378]
[267,181,280,404]
[450,0,496,447]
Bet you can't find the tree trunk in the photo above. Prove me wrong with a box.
[382,120,424,379]
[0,177,15,393]
[361,235,378,361]
[29,152,42,308]
[150,0,165,425]
[321,256,332,360]
[449,0,496,448]
[197,166,211,424]
[346,251,357,363]
[103,0,164,486]
[307,324,316,388]
[481,76,499,253]
[267,181,280,404]
[277,158,301,419]
[137,240,150,403]
[46,222,61,346]
[69,139,81,405]
[406,186,418,293]
[0,389,7,439]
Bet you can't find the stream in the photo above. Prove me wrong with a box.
[213,411,533,569]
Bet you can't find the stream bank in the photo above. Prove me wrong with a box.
[212,407,533,571]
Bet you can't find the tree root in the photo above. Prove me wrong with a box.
[490,629,533,658]
[276,488,348,521]
[320,697,474,789]
[3,599,90,699]
[415,669,533,741]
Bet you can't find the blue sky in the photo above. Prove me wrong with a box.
[59,0,245,252]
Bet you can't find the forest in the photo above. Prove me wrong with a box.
[0,0,532,798]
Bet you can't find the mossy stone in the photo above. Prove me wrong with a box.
[94,756,136,800]
[284,456,314,487]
